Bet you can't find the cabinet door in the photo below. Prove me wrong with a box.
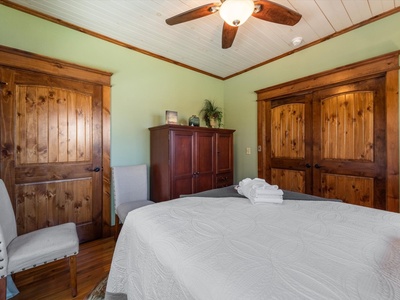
[195,131,215,192]
[216,132,234,173]
[216,132,234,187]
[170,130,195,199]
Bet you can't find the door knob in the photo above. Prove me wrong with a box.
[88,167,101,172]
[305,163,311,168]
[314,164,322,169]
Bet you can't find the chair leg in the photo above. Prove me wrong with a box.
[69,255,77,297]
[114,214,121,241]
[0,277,6,300]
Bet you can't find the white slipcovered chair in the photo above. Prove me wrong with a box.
[0,179,79,299]
[112,164,154,240]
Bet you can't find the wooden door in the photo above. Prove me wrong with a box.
[269,95,313,194]
[313,77,386,208]
[0,67,103,242]
[268,77,387,209]
[257,52,399,212]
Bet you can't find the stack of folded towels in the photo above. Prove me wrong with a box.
[236,178,284,204]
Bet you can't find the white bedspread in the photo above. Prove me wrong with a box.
[106,197,400,300]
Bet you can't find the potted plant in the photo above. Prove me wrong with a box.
[199,99,223,128]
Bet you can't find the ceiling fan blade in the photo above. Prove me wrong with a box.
[166,3,220,25]
[222,22,239,49]
[253,0,301,26]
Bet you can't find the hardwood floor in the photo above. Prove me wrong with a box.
[11,237,116,300]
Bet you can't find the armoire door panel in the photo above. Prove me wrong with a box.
[195,131,215,192]
[171,131,194,177]
[170,130,195,198]
[196,132,215,174]
[216,132,234,174]
[173,177,193,199]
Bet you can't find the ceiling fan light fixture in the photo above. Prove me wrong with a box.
[219,0,255,27]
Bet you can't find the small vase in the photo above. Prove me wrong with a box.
[188,115,199,126]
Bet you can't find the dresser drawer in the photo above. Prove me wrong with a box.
[216,173,233,188]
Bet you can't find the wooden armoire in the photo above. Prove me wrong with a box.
[149,124,235,201]
[256,52,399,212]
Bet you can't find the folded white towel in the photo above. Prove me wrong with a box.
[237,178,283,204]
[249,195,283,204]
[249,187,283,198]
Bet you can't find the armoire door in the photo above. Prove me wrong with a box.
[0,67,103,242]
[269,77,387,209]
[170,130,195,198]
[195,131,215,192]
[215,131,235,187]
[170,129,215,198]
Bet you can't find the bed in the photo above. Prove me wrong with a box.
[105,186,400,300]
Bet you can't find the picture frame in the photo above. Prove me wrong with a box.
[165,110,178,124]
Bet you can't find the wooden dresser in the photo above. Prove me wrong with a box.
[149,124,235,202]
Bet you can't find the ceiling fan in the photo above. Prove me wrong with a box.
[166,0,302,49]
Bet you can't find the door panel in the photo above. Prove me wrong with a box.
[321,174,373,207]
[319,92,374,161]
[271,103,305,159]
[171,130,194,199]
[271,168,305,193]
[216,132,233,173]
[1,68,103,242]
[15,179,92,233]
[195,131,215,192]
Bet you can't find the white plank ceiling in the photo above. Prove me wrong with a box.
[4,0,400,78]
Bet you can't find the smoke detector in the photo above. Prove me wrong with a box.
[291,37,303,47]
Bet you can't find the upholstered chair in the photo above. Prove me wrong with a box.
[112,164,154,240]
[0,179,79,299]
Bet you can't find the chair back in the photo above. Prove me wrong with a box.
[112,164,148,208]
[0,179,17,278]
[0,180,17,246]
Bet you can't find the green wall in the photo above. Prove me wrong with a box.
[1,5,399,186]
